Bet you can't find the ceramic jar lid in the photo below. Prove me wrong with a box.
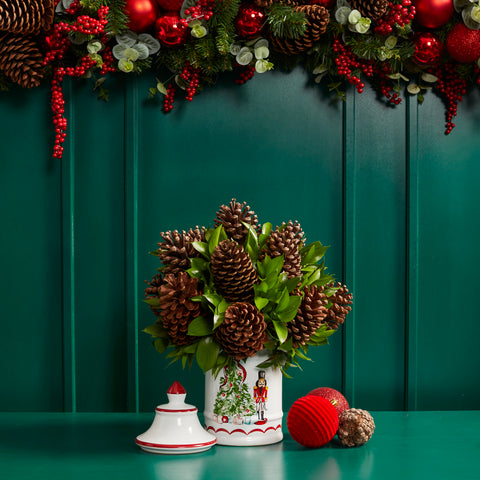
[135,381,217,454]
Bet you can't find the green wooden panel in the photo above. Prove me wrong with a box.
[136,68,344,412]
[345,87,407,411]
[0,86,63,411]
[415,91,480,410]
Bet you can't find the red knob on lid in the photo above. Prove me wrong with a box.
[167,381,186,394]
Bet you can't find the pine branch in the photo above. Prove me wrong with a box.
[209,0,241,29]
[216,24,235,56]
[106,0,129,35]
[265,3,307,39]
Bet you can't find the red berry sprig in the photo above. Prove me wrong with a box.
[429,62,468,134]
[374,0,416,36]
[180,63,201,101]
[163,83,176,112]
[184,0,215,21]
[235,65,255,85]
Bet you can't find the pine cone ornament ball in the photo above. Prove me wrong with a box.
[155,226,205,275]
[338,408,375,447]
[324,282,353,329]
[288,286,328,347]
[158,272,203,346]
[350,0,389,21]
[214,199,259,244]
[210,240,258,302]
[215,302,267,359]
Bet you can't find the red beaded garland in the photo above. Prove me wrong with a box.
[287,396,339,448]
[374,0,416,36]
[412,32,443,66]
[235,4,265,39]
[155,13,189,47]
[414,0,454,29]
[446,22,480,63]
[125,0,160,33]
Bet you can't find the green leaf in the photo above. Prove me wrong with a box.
[154,337,169,354]
[276,287,290,311]
[192,241,210,259]
[265,254,284,277]
[196,336,220,373]
[276,305,299,323]
[203,292,223,307]
[187,316,213,336]
[143,297,161,307]
[244,231,259,263]
[208,225,227,255]
[242,221,259,244]
[273,320,288,344]
[261,222,272,236]
[254,297,269,311]
[277,337,294,353]
[301,241,328,265]
[143,323,168,337]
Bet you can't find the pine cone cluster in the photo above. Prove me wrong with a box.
[350,0,389,21]
[158,272,203,346]
[0,33,44,88]
[270,4,330,55]
[324,282,353,330]
[144,273,164,317]
[338,409,375,447]
[288,285,328,347]
[0,0,54,34]
[155,226,205,275]
[215,302,267,359]
[264,220,305,278]
[211,239,258,302]
[214,199,259,244]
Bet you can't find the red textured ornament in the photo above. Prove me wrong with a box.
[155,13,189,47]
[154,0,184,12]
[414,0,454,28]
[446,23,480,63]
[308,387,349,416]
[412,32,443,65]
[235,4,265,39]
[310,0,336,8]
[125,0,160,33]
[287,396,339,448]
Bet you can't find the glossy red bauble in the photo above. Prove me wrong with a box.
[412,32,443,65]
[287,396,339,448]
[235,4,265,39]
[155,13,189,47]
[446,22,480,63]
[308,387,349,416]
[125,0,160,33]
[414,0,454,29]
[154,0,184,12]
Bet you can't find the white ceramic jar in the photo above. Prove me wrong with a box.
[204,351,283,446]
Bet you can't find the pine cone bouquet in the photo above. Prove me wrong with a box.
[143,199,353,375]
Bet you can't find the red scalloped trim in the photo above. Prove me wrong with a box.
[135,438,216,449]
[155,407,197,413]
[206,424,282,436]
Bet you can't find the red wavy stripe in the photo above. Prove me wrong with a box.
[206,425,282,436]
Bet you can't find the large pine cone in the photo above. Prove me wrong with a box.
[350,0,389,21]
[324,282,353,329]
[214,199,259,244]
[0,34,44,88]
[215,302,267,359]
[288,286,328,347]
[264,220,305,278]
[210,239,258,302]
[158,272,203,346]
[155,226,205,275]
[270,5,330,55]
[0,0,54,34]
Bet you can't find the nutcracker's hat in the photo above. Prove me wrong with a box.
[258,370,266,379]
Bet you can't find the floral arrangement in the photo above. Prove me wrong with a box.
[143,199,353,375]
[1,0,479,159]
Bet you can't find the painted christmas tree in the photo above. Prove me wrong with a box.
[213,363,255,423]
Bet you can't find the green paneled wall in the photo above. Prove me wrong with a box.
[1,70,479,413]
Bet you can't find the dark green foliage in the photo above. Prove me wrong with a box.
[265,3,307,39]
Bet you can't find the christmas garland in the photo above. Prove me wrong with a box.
[143,199,353,375]
[1,0,479,159]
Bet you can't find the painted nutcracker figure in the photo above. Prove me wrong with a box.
[253,371,268,424]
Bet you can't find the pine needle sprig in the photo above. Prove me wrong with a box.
[105,0,129,35]
[216,24,235,56]
[209,0,242,29]
[265,3,307,39]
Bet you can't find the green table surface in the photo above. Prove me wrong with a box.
[0,412,479,480]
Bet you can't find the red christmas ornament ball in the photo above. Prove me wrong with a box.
[308,387,350,416]
[310,0,336,8]
[412,32,443,65]
[125,0,160,33]
[235,4,265,39]
[287,396,339,448]
[154,0,183,12]
[414,0,454,29]
[155,12,189,47]
[446,22,480,63]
